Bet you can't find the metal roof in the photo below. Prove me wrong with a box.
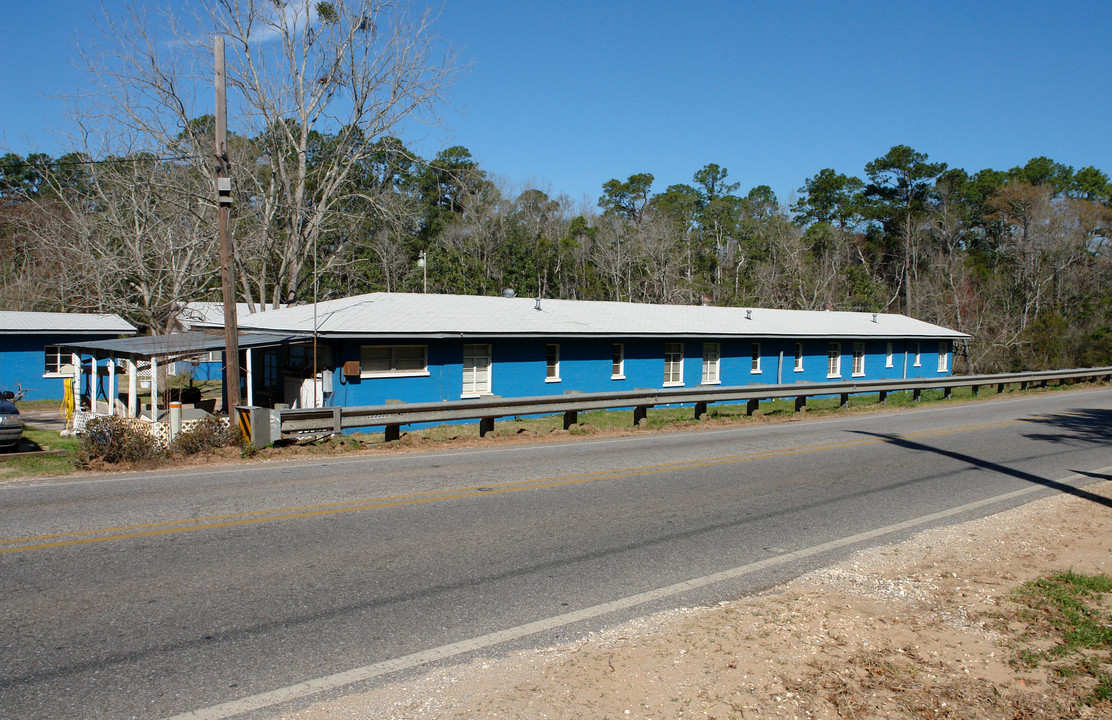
[175,302,283,330]
[203,293,970,340]
[0,311,136,335]
[55,331,298,362]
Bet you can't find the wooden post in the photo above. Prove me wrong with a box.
[563,410,577,429]
[794,396,807,412]
[943,386,952,399]
[746,398,759,416]
[384,424,401,442]
[479,417,495,437]
[633,406,648,426]
[245,347,254,406]
[215,35,241,412]
[878,390,887,404]
[839,393,849,408]
[107,357,116,416]
[128,360,137,417]
[150,357,159,421]
[972,384,980,396]
[912,388,921,402]
[694,401,707,420]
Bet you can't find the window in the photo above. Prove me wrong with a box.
[913,342,921,367]
[664,342,684,386]
[852,342,866,376]
[827,342,841,378]
[938,341,949,372]
[751,342,761,373]
[794,342,804,372]
[360,345,428,377]
[885,342,894,368]
[611,343,625,379]
[262,349,280,390]
[546,344,560,382]
[287,343,333,373]
[43,345,68,376]
[701,342,720,384]
[462,344,492,396]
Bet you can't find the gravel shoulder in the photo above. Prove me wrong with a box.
[284,480,1112,720]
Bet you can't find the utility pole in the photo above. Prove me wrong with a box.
[215,35,241,411]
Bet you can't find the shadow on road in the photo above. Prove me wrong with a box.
[1020,408,1112,447]
[851,430,1112,511]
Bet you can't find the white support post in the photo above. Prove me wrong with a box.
[128,361,138,418]
[108,358,116,416]
[90,353,99,414]
[71,352,80,403]
[150,357,159,421]
[245,347,254,407]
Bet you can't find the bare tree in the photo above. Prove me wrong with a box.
[61,0,455,314]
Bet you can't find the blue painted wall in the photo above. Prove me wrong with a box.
[322,336,953,409]
[0,334,124,401]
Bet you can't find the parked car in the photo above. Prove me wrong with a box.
[0,390,23,449]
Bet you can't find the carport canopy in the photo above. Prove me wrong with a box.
[56,331,300,418]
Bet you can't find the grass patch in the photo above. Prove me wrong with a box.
[0,424,81,478]
[1008,569,1112,706]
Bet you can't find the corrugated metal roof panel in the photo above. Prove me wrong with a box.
[215,293,969,340]
[0,311,137,335]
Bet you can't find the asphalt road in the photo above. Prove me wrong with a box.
[2,388,1110,719]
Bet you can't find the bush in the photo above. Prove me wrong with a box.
[169,417,242,456]
[77,416,164,465]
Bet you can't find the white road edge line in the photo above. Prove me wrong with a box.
[165,466,1112,720]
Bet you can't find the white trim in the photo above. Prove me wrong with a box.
[852,341,865,377]
[663,342,684,386]
[361,344,429,378]
[793,342,804,372]
[750,342,761,374]
[885,342,894,368]
[462,343,492,397]
[701,342,721,385]
[913,341,922,367]
[611,343,625,380]
[827,342,841,379]
[546,343,560,382]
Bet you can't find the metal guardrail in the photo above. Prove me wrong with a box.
[272,366,1112,442]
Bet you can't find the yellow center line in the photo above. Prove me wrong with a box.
[0,416,1041,554]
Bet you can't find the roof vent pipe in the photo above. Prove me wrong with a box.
[535,297,542,311]
[502,288,516,298]
[745,309,752,320]
[872,313,878,323]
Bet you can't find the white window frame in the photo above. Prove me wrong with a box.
[852,341,866,377]
[794,342,804,372]
[701,342,721,385]
[913,341,922,367]
[43,345,68,377]
[885,342,894,368]
[611,343,625,379]
[462,343,492,397]
[750,342,761,374]
[664,342,684,387]
[360,345,429,378]
[827,342,841,379]
[545,343,561,382]
[938,341,949,372]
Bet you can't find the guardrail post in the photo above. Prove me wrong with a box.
[912,388,922,402]
[384,424,400,442]
[943,387,952,399]
[971,385,980,396]
[633,406,648,426]
[563,410,577,430]
[694,402,707,420]
[332,407,342,434]
[839,393,849,408]
[479,417,495,437]
[746,398,759,416]
[997,382,1005,394]
[794,396,807,412]
[878,390,887,404]
[1020,381,1029,391]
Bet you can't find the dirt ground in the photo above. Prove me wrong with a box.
[284,480,1112,720]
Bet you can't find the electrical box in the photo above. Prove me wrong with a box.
[321,369,333,394]
[343,360,361,377]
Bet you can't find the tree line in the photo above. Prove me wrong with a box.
[0,1,1108,375]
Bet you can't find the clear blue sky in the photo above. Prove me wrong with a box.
[2,1,1109,208]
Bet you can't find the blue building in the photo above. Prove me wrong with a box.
[220,293,968,409]
[0,311,136,401]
